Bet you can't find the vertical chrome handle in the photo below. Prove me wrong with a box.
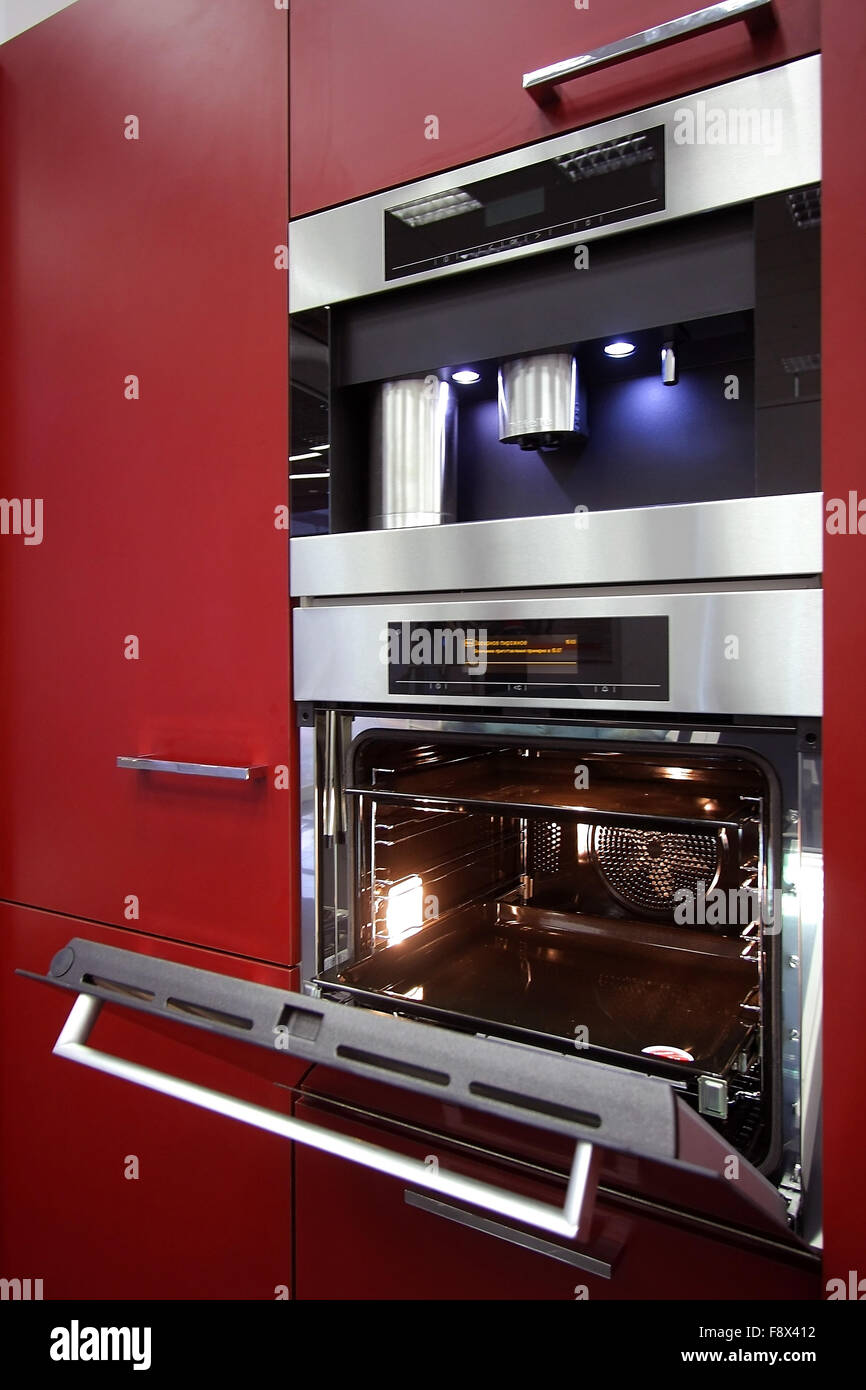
[117,756,267,781]
[322,710,346,842]
[523,0,777,106]
[53,993,599,1240]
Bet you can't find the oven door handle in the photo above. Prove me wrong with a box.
[523,0,777,106]
[404,1190,617,1278]
[53,992,598,1241]
[21,935,794,1235]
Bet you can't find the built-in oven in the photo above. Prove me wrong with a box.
[292,573,822,1243]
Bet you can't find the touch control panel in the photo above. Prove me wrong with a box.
[384,127,665,281]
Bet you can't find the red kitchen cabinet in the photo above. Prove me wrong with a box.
[290,0,819,215]
[822,0,866,1284]
[0,0,295,962]
[293,1075,820,1301]
[0,902,306,1300]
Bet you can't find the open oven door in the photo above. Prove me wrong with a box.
[19,936,805,1247]
[21,937,798,1241]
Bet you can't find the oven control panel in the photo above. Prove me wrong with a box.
[383,127,665,282]
[386,617,670,701]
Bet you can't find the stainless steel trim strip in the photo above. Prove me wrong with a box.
[290,57,819,310]
[404,1190,616,1277]
[292,588,822,717]
[523,1,777,106]
[116,757,267,781]
[290,495,823,599]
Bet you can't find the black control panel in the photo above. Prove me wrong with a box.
[386,617,669,701]
[384,126,665,282]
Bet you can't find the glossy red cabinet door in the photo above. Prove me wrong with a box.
[0,902,305,1300]
[293,1092,819,1301]
[290,0,819,215]
[822,0,866,1287]
[0,0,294,962]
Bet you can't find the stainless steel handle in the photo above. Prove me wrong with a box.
[523,0,777,106]
[117,756,267,781]
[54,993,598,1240]
[322,710,347,841]
[404,1191,614,1278]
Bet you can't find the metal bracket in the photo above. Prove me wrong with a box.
[698,1075,729,1120]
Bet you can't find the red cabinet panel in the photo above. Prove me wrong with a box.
[293,1092,819,1300]
[290,0,819,215]
[0,902,305,1300]
[822,0,866,1285]
[0,0,294,962]
[293,1066,808,1247]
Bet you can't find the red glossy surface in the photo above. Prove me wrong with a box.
[0,0,294,963]
[299,1065,803,1247]
[290,0,819,216]
[822,0,866,1290]
[0,902,307,1300]
[293,1089,819,1300]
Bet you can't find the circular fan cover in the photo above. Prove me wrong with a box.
[591,824,723,917]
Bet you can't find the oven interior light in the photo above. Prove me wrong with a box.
[451,369,481,384]
[385,874,424,946]
[604,340,636,358]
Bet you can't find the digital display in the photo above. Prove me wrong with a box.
[484,187,545,228]
[384,126,664,281]
[386,617,669,700]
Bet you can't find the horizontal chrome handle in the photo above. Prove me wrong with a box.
[523,0,777,106]
[117,756,266,781]
[54,993,598,1240]
[404,1191,614,1278]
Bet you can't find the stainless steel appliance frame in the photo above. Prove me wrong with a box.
[290,57,819,312]
[293,585,821,717]
[289,56,822,1247]
[291,494,823,601]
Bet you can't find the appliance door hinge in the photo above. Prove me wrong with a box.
[779,1164,803,1225]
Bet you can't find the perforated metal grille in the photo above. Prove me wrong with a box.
[528,822,562,876]
[591,824,722,915]
[555,133,655,183]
